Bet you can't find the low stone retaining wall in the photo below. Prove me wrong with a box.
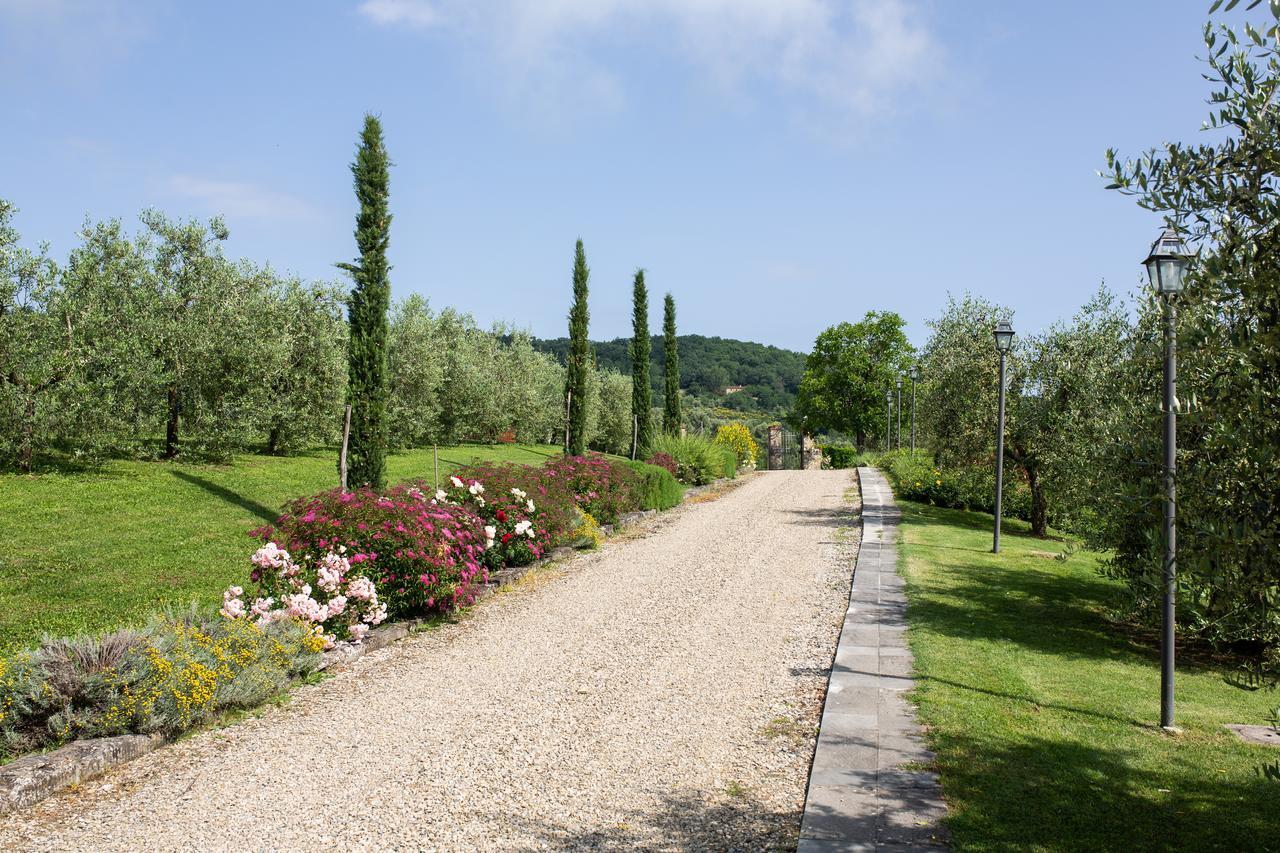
[0,481,742,816]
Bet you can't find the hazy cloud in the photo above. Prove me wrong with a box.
[165,175,320,222]
[356,0,942,127]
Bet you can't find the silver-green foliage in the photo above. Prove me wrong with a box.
[1098,5,1280,673]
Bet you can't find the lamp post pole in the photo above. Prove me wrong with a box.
[896,376,903,450]
[993,351,1007,553]
[1161,294,1177,730]
[885,391,892,453]
[1141,226,1189,730]
[992,321,1014,555]
[909,367,919,453]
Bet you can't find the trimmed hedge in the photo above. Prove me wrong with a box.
[622,460,685,510]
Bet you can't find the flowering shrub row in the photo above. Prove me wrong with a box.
[224,453,653,644]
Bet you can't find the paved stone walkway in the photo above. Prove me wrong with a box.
[799,467,948,851]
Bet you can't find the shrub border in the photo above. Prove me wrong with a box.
[0,478,741,816]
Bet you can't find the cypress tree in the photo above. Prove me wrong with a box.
[566,239,590,455]
[338,114,391,489]
[662,292,681,435]
[630,269,653,456]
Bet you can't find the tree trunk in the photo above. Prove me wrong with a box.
[165,384,180,459]
[267,424,282,456]
[18,394,35,473]
[1028,468,1048,537]
[856,430,867,451]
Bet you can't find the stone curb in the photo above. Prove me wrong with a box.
[0,488,725,816]
[0,733,166,816]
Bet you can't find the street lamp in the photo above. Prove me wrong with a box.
[895,375,903,450]
[1143,226,1190,731]
[909,365,920,453]
[992,321,1014,554]
[885,389,893,453]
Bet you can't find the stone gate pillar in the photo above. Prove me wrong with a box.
[767,424,783,470]
[801,434,823,470]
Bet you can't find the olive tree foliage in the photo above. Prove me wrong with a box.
[259,277,348,455]
[0,205,350,467]
[1097,4,1280,672]
[918,292,1129,537]
[792,311,913,448]
[0,201,71,471]
[917,295,1011,470]
[592,368,634,456]
[387,299,566,447]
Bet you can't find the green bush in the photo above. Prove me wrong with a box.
[880,450,1032,522]
[718,447,738,479]
[822,445,860,469]
[645,433,726,485]
[622,460,685,510]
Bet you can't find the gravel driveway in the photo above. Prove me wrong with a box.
[2,470,860,852]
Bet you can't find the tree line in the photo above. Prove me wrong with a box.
[0,201,636,471]
[533,333,805,411]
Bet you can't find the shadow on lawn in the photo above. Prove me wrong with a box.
[170,471,279,524]
[935,730,1276,852]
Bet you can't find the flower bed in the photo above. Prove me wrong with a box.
[0,609,322,762]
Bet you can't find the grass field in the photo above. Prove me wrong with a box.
[898,500,1280,852]
[0,444,565,655]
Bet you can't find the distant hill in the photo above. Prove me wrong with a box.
[532,334,807,411]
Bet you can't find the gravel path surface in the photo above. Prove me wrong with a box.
[2,470,860,852]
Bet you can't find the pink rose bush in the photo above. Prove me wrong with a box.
[221,543,387,647]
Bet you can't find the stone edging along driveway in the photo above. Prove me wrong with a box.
[799,466,948,851]
[0,476,745,817]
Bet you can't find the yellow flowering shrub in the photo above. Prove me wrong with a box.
[1,610,322,761]
[569,510,603,550]
[714,423,759,471]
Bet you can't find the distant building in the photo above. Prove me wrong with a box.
[723,385,745,394]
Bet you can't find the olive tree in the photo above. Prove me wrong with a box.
[1098,5,1280,673]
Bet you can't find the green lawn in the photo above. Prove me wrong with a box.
[0,444,565,655]
[899,500,1280,852]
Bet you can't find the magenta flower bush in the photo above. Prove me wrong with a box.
[541,454,641,525]
[249,487,488,621]
[397,474,551,571]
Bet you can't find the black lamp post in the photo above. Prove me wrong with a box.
[909,365,920,453]
[884,389,893,453]
[1143,226,1190,731]
[992,321,1014,554]
[895,375,903,450]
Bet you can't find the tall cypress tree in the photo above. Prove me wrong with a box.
[338,114,391,488]
[662,292,681,435]
[566,239,590,455]
[630,269,652,456]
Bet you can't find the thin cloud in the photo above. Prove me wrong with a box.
[356,0,943,127]
[165,175,320,222]
[356,0,440,28]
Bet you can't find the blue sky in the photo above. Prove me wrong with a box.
[0,0,1241,351]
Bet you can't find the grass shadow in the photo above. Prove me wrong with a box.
[934,730,1277,851]
[170,470,279,524]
